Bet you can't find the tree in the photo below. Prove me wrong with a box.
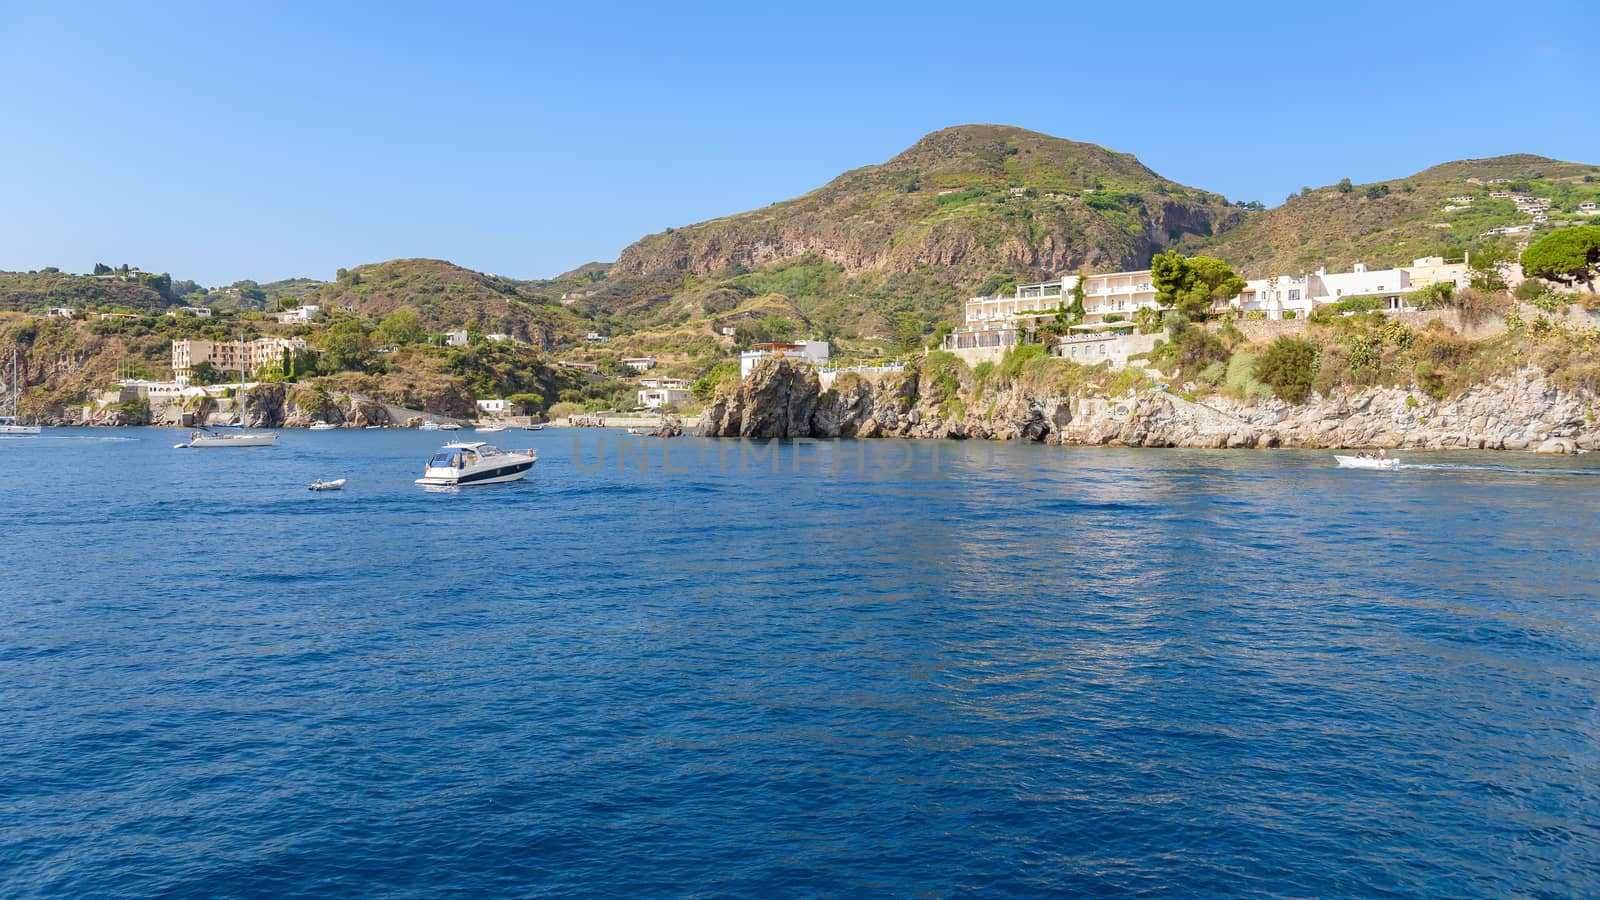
[93,263,112,275]
[318,320,372,373]
[1364,184,1390,199]
[506,392,544,415]
[374,309,425,346]
[1150,250,1247,321]
[894,313,924,352]
[1336,178,1354,193]
[1520,225,1600,289]
[1468,241,1516,293]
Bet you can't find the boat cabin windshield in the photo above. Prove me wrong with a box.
[429,444,501,468]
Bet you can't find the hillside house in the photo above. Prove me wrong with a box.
[276,304,319,324]
[638,386,692,409]
[621,356,657,372]
[739,341,830,378]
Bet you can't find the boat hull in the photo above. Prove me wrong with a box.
[1334,455,1399,470]
[187,432,278,447]
[0,424,42,436]
[415,458,534,486]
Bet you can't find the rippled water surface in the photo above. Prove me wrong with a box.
[4,429,1599,896]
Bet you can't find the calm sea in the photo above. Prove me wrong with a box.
[3,429,1598,896]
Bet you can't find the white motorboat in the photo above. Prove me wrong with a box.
[183,428,278,448]
[522,423,545,431]
[415,441,536,486]
[475,424,507,433]
[308,478,346,491]
[1334,454,1400,470]
[308,422,339,431]
[438,422,462,431]
[419,421,442,431]
[1,352,40,436]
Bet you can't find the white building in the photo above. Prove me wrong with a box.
[275,305,319,324]
[585,331,608,343]
[639,377,690,390]
[168,306,213,318]
[445,330,470,347]
[476,398,508,414]
[621,356,657,372]
[944,271,1160,358]
[638,386,692,409]
[43,307,75,318]
[739,340,830,378]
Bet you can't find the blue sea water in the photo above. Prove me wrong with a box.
[3,428,1599,897]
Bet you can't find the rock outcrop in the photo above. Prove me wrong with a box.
[701,358,1600,452]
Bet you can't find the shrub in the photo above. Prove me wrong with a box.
[1382,319,1415,349]
[996,343,1047,381]
[1453,288,1511,326]
[1254,336,1319,403]
[920,350,969,402]
[1222,352,1272,400]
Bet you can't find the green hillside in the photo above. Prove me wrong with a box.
[0,270,177,313]
[302,258,593,349]
[1203,155,1600,276]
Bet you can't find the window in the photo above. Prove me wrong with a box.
[1288,289,1301,302]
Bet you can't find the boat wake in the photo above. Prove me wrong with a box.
[1397,462,1600,477]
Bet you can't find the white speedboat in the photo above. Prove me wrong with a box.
[475,424,507,433]
[1334,454,1400,470]
[415,441,536,486]
[438,422,462,431]
[419,421,442,431]
[309,422,339,431]
[309,478,346,491]
[183,428,277,448]
[522,423,545,431]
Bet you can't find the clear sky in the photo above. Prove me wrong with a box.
[2,0,1595,285]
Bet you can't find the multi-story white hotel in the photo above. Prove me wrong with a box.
[172,337,309,383]
[944,256,1473,358]
[945,271,1158,352]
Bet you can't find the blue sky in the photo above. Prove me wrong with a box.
[2,0,1595,285]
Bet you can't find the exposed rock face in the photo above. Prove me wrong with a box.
[700,359,1600,452]
[702,359,821,439]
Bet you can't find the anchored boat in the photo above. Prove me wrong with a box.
[415,441,536,486]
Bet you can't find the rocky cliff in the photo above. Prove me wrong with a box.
[703,358,1600,452]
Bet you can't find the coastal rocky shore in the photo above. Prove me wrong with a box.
[701,359,1598,453]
